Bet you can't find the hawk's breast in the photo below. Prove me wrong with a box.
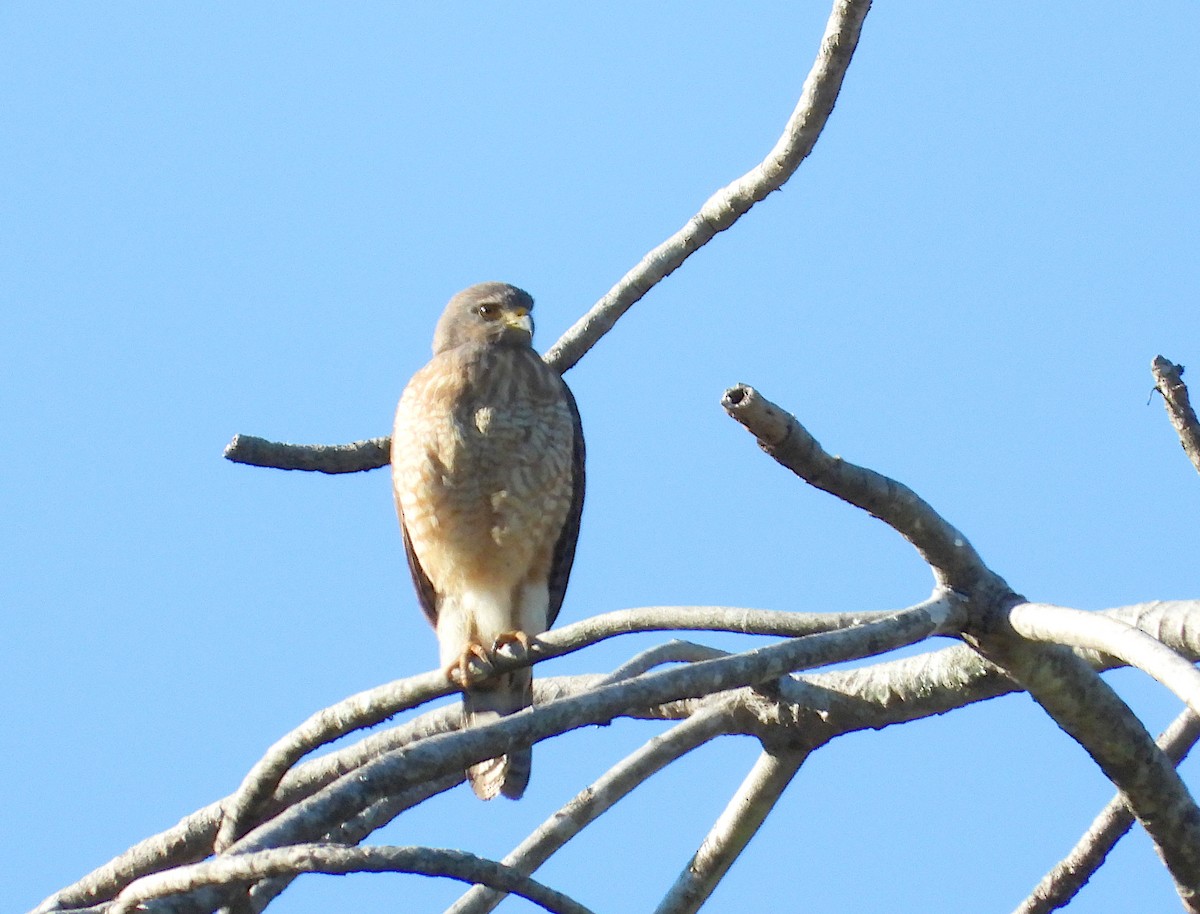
[392,346,575,595]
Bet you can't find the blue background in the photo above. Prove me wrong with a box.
[4,3,1198,912]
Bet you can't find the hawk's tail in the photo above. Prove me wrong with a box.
[463,667,533,800]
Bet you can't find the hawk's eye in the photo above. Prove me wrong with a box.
[477,303,500,321]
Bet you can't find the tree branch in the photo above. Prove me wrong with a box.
[543,0,873,373]
[222,434,390,474]
[1011,603,1200,718]
[653,746,807,914]
[221,0,874,471]
[214,667,456,851]
[226,605,946,865]
[722,383,999,594]
[1152,356,1200,474]
[108,845,594,914]
[215,602,935,850]
[1014,709,1200,914]
[36,601,1200,914]
[598,640,731,685]
[447,707,733,914]
[237,772,465,914]
[721,373,1200,906]
[967,625,1200,911]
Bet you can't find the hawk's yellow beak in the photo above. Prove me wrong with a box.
[504,308,533,335]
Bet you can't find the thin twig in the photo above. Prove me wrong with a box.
[653,746,808,914]
[1152,356,1200,474]
[447,708,732,914]
[107,845,595,914]
[1014,710,1200,914]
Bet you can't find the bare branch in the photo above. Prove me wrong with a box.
[215,602,931,850]
[448,707,732,914]
[1109,600,1200,661]
[722,383,997,593]
[108,845,595,914]
[215,669,458,851]
[1011,603,1200,718]
[237,772,465,914]
[222,434,390,473]
[653,747,807,914]
[598,640,731,685]
[1015,710,1200,914]
[544,0,872,373]
[31,801,225,914]
[1152,356,1200,474]
[39,600,1200,914]
[969,628,1200,910]
[222,0,873,469]
[226,604,947,864]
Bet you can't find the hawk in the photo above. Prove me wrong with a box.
[391,283,585,800]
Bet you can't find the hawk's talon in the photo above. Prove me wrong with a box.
[445,641,493,688]
[492,630,532,658]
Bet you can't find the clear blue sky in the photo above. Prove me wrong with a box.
[4,3,1199,912]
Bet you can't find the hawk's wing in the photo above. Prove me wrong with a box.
[546,379,585,628]
[399,506,439,628]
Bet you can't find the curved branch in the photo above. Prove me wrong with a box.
[968,630,1200,910]
[1011,603,1200,718]
[215,668,457,850]
[215,601,935,849]
[1152,356,1200,474]
[39,600,1200,914]
[1109,600,1200,661]
[240,772,465,914]
[222,434,390,473]
[222,0,872,470]
[653,746,807,914]
[598,640,731,685]
[1015,710,1200,914]
[722,383,998,594]
[227,604,946,862]
[544,0,871,372]
[447,707,732,914]
[108,845,594,914]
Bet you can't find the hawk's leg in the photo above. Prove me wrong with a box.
[445,639,493,688]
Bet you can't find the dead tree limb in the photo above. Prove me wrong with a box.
[1152,356,1200,474]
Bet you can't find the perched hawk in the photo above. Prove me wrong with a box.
[391,283,585,800]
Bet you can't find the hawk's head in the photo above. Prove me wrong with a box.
[433,282,535,355]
